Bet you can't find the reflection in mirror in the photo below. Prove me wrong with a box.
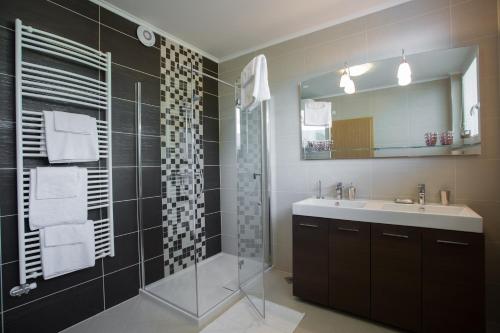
[300,46,481,160]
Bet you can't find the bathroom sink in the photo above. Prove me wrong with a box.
[325,199,367,209]
[292,197,483,233]
[381,203,465,215]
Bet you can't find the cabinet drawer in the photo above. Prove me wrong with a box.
[329,220,371,317]
[293,215,329,306]
[371,224,422,332]
[422,229,484,333]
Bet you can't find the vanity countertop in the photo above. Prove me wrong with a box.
[292,197,483,233]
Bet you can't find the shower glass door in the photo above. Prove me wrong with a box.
[237,101,268,317]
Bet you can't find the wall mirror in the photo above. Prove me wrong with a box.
[299,46,481,160]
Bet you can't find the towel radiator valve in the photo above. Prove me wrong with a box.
[10,282,37,297]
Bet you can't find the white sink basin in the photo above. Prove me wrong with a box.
[381,203,465,215]
[292,197,483,233]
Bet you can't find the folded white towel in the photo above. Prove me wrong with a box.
[240,54,271,111]
[53,111,93,134]
[36,166,79,200]
[304,100,332,126]
[29,167,88,230]
[40,220,95,279]
[44,111,99,163]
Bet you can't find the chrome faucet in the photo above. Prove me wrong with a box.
[336,182,343,200]
[317,180,324,199]
[417,184,426,205]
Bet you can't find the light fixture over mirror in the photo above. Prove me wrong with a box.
[339,64,349,88]
[397,49,412,86]
[339,63,356,94]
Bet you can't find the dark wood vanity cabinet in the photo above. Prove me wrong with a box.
[371,224,422,332]
[422,229,484,333]
[292,215,485,333]
[329,220,371,317]
[292,215,329,306]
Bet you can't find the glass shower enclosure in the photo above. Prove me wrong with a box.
[137,61,270,320]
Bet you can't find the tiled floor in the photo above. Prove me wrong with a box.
[63,268,401,333]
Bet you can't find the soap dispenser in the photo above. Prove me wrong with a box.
[347,183,356,200]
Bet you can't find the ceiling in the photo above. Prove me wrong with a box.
[97,0,410,62]
[301,46,477,99]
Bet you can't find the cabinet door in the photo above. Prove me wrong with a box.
[292,215,329,306]
[422,229,484,333]
[329,220,371,317]
[371,224,422,332]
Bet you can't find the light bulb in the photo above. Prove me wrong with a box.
[397,49,412,86]
[344,78,355,94]
[339,70,349,88]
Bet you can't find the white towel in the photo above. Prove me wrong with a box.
[29,167,88,230]
[44,111,99,163]
[40,220,95,279]
[240,54,271,111]
[304,100,332,126]
[36,166,79,199]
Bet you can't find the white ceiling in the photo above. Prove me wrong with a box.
[96,0,410,62]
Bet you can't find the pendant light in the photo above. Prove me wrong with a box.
[397,49,412,86]
[339,63,350,88]
[344,77,356,94]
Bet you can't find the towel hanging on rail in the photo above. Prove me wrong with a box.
[240,54,271,111]
[43,111,99,163]
[40,220,95,279]
[29,167,88,230]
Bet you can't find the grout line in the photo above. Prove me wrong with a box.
[113,96,160,108]
[114,230,138,238]
[113,198,137,204]
[112,62,160,79]
[0,24,14,32]
[46,0,99,23]
[112,130,161,138]
[141,225,162,232]
[203,91,219,98]
[203,188,220,192]
[205,234,221,241]
[103,262,139,277]
[204,211,221,216]
[203,140,219,143]
[203,115,219,120]
[143,253,164,262]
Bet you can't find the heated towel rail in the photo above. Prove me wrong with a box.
[11,19,114,296]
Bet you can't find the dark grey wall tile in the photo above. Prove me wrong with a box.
[104,232,139,274]
[104,264,139,308]
[0,121,15,168]
[0,0,99,48]
[1,214,18,263]
[0,74,15,122]
[0,168,17,216]
[101,25,160,77]
[203,116,219,142]
[142,196,162,229]
[142,167,161,197]
[203,76,218,95]
[144,255,164,285]
[202,57,218,75]
[112,64,160,106]
[112,167,137,201]
[204,165,220,190]
[4,279,104,333]
[205,212,221,238]
[113,199,138,236]
[143,227,163,260]
[111,98,135,134]
[2,258,102,310]
[206,235,221,258]
[141,135,160,166]
[112,132,136,166]
[0,27,14,76]
[100,8,160,48]
[204,189,220,214]
[50,0,99,21]
[203,141,219,166]
[142,105,161,136]
[203,92,219,118]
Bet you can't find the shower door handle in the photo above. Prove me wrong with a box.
[253,173,261,180]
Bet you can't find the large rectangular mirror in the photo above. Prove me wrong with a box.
[300,46,481,160]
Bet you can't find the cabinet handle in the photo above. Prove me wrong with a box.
[299,223,319,229]
[337,227,359,232]
[437,239,469,246]
[382,232,409,239]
